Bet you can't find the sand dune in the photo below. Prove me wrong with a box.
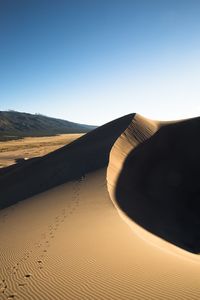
[107,115,200,254]
[0,114,133,209]
[1,113,200,299]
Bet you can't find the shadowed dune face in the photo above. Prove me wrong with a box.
[0,114,134,209]
[115,117,200,253]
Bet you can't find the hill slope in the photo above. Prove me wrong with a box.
[0,111,95,140]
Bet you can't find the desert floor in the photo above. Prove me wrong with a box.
[0,134,83,168]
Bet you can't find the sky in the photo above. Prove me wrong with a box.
[1,0,200,125]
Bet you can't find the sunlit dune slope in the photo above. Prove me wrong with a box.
[1,170,200,300]
[107,114,200,253]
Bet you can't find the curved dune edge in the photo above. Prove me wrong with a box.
[106,114,200,261]
[1,114,200,300]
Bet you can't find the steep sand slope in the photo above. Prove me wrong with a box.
[1,169,200,300]
[1,113,200,299]
[107,114,200,254]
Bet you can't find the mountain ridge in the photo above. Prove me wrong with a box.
[0,110,96,140]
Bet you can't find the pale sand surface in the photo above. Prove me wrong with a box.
[0,134,83,168]
[1,169,200,299]
[1,114,200,299]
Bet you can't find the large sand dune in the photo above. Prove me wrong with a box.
[0,114,133,209]
[1,113,200,299]
[107,115,200,254]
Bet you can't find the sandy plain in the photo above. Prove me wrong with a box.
[0,134,83,168]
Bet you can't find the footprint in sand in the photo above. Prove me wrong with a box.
[37,260,43,269]
[0,287,6,293]
[0,279,7,294]
[37,260,43,264]
[7,293,17,299]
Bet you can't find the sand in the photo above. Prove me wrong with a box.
[0,134,83,168]
[0,114,133,209]
[1,113,200,299]
[107,115,200,253]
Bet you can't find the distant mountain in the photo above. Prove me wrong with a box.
[0,111,96,140]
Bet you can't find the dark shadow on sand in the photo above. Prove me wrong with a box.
[0,114,134,209]
[116,117,200,254]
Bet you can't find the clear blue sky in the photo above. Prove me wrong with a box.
[1,0,200,125]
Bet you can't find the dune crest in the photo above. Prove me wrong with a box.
[107,114,200,255]
[107,114,158,197]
